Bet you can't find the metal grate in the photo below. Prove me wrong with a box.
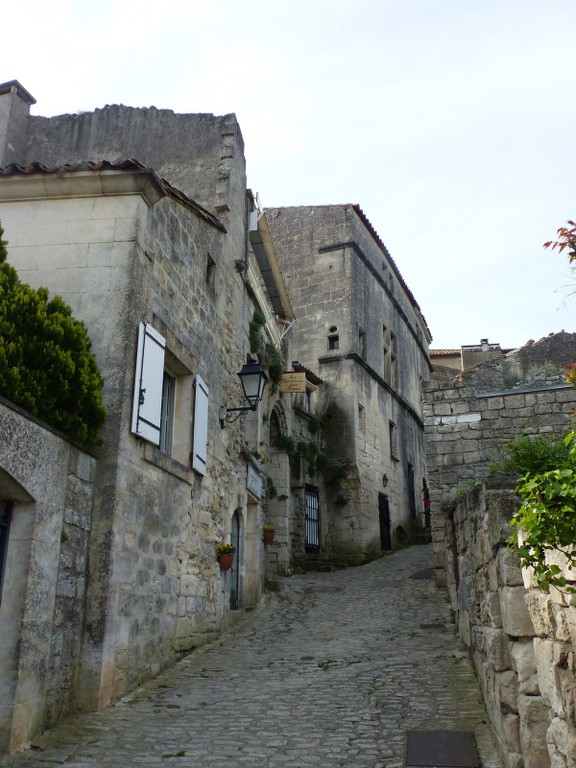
[407,731,480,767]
[305,485,320,553]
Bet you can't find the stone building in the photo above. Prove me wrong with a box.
[431,338,511,372]
[0,80,302,752]
[0,80,431,753]
[266,205,432,563]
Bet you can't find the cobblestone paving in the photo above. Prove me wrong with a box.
[4,544,503,768]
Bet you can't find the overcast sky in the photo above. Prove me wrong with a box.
[2,0,575,349]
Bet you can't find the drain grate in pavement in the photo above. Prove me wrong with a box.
[306,585,343,593]
[410,567,435,580]
[407,731,480,767]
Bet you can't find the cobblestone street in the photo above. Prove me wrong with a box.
[4,544,503,768]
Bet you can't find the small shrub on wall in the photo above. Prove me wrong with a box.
[511,433,576,592]
[0,222,107,445]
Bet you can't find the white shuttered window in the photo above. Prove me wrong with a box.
[131,323,166,445]
[132,322,209,473]
[192,375,209,475]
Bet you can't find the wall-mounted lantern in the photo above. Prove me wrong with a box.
[219,359,268,428]
[382,473,389,488]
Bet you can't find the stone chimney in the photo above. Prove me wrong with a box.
[0,80,36,168]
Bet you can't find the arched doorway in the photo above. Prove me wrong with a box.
[230,509,242,610]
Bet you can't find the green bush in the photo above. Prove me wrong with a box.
[0,222,107,444]
[511,432,576,592]
[488,431,571,477]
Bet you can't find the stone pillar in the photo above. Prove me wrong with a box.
[0,80,35,167]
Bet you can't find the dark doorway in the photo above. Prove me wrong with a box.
[379,493,391,551]
[305,485,320,553]
[230,510,241,610]
[407,463,417,519]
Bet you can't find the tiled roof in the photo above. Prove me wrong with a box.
[291,361,323,385]
[0,159,226,232]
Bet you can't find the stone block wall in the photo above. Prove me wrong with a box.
[0,397,96,752]
[442,481,576,768]
[424,350,576,585]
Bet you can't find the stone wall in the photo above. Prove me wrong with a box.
[0,397,96,752]
[424,332,576,582]
[442,481,576,768]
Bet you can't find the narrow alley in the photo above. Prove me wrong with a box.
[4,544,502,768]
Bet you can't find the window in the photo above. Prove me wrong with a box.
[383,325,397,387]
[0,502,11,604]
[206,252,216,290]
[389,420,399,461]
[131,322,207,473]
[328,325,339,351]
[358,327,366,359]
[295,382,317,413]
[305,486,320,553]
[358,403,366,432]
[160,371,176,455]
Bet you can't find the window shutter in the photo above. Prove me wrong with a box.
[131,322,166,445]
[192,375,209,475]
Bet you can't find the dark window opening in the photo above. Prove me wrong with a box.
[358,327,366,359]
[160,370,176,455]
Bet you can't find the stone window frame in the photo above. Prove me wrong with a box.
[358,403,366,432]
[389,420,399,461]
[132,322,200,477]
[383,324,397,387]
[328,334,339,350]
[358,326,367,359]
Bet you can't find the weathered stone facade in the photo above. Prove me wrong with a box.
[424,331,576,581]
[0,397,96,753]
[443,481,576,768]
[266,205,432,562]
[0,80,432,752]
[0,82,296,750]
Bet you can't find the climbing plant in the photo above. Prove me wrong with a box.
[249,309,266,355]
[511,432,576,592]
[0,221,107,444]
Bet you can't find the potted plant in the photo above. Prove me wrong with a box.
[263,524,276,544]
[217,542,236,571]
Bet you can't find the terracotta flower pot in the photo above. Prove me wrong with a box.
[263,530,275,545]
[218,553,234,571]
